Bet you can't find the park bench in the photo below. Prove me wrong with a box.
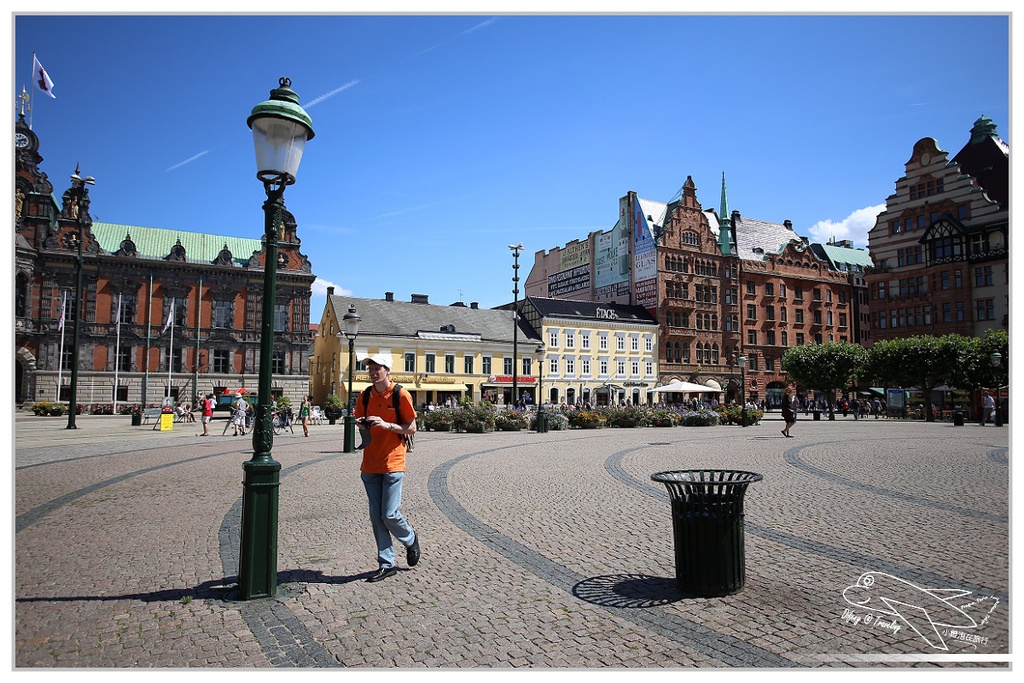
[141,407,163,426]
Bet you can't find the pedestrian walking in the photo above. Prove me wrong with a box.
[200,393,214,436]
[781,388,796,437]
[981,393,995,426]
[232,393,249,436]
[354,352,420,583]
[299,395,312,437]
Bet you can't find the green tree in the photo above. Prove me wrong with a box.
[863,335,959,422]
[781,342,867,418]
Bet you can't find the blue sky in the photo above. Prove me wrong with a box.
[11,11,1010,321]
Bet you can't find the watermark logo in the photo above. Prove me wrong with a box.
[840,571,998,651]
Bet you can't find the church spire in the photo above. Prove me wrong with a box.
[718,172,734,256]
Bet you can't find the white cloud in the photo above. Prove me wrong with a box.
[312,277,351,298]
[806,204,885,248]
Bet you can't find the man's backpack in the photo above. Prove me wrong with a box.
[361,383,415,451]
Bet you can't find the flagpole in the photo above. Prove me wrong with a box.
[143,273,153,407]
[57,291,66,400]
[194,277,203,407]
[29,53,35,129]
[114,293,122,414]
[166,298,174,405]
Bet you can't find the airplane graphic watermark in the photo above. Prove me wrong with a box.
[840,571,998,651]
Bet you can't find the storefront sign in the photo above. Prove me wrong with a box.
[488,375,536,384]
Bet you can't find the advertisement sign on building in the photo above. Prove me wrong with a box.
[547,240,592,297]
[632,196,658,315]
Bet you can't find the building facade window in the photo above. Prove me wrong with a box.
[212,300,232,328]
[425,354,436,373]
[212,349,230,374]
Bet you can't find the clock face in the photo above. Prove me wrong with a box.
[15,132,30,149]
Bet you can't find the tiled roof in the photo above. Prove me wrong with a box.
[90,222,263,266]
[328,296,540,344]
[732,214,803,259]
[525,296,658,324]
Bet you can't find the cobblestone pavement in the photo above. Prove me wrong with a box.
[12,411,1010,669]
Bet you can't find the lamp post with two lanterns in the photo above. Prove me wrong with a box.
[341,305,361,453]
[64,166,95,430]
[736,354,748,427]
[990,350,1004,427]
[237,78,314,601]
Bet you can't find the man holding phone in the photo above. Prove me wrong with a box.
[354,351,420,582]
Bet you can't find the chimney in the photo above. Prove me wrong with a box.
[327,286,335,296]
[411,293,429,304]
[731,210,740,221]
[385,292,394,302]
[471,302,479,309]
[784,220,793,231]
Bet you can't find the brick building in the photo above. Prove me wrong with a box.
[525,175,866,406]
[866,116,1009,341]
[14,111,316,408]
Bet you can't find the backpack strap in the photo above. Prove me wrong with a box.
[392,383,409,424]
[362,383,410,424]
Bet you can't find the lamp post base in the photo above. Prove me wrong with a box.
[343,414,356,453]
[238,456,281,600]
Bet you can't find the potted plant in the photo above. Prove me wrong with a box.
[494,409,529,431]
[423,408,455,431]
[568,409,605,429]
[650,409,679,427]
[453,404,495,433]
[323,393,344,425]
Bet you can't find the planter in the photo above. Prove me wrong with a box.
[464,424,494,433]
[497,425,523,431]
[576,422,602,429]
[431,424,452,432]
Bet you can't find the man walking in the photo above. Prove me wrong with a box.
[981,393,995,426]
[354,352,420,582]
[200,393,214,436]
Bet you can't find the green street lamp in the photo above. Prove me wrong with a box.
[65,166,95,430]
[736,354,748,427]
[990,350,1003,427]
[238,77,314,601]
[341,305,361,453]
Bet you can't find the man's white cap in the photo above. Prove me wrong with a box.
[358,351,393,370]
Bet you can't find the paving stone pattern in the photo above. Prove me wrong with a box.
[14,413,1009,668]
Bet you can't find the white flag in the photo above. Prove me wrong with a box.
[32,54,56,99]
[58,292,67,331]
[162,299,174,333]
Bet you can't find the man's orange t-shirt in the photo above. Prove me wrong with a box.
[354,382,415,474]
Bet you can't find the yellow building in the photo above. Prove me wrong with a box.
[310,290,543,409]
[518,297,660,406]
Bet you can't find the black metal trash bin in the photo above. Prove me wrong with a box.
[953,410,964,426]
[535,408,548,433]
[651,469,762,597]
[131,412,142,426]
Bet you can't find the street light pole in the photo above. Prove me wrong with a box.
[65,166,95,430]
[238,78,314,601]
[342,305,361,453]
[509,243,523,407]
[990,350,1004,427]
[737,354,748,427]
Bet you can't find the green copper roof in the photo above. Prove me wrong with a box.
[90,222,263,266]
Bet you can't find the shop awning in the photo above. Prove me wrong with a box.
[407,383,465,393]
